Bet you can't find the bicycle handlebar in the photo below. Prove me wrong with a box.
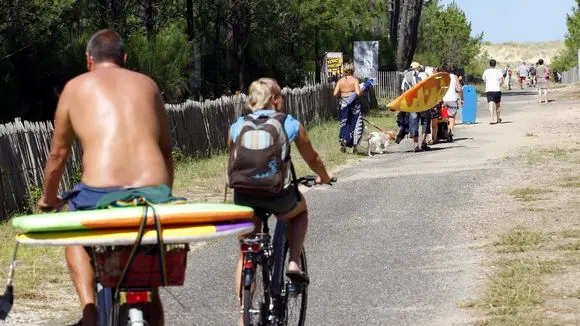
[295,176,338,188]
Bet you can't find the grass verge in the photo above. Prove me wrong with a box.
[494,229,544,253]
[559,176,580,189]
[561,230,580,238]
[0,221,72,301]
[508,147,576,166]
[173,109,397,198]
[509,188,552,202]
[559,241,580,251]
[477,258,556,325]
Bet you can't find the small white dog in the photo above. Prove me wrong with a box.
[366,130,396,156]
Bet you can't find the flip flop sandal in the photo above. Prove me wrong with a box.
[286,270,310,285]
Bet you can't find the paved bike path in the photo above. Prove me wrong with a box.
[161,90,538,325]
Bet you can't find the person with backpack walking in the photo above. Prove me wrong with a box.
[227,78,333,314]
[529,62,537,87]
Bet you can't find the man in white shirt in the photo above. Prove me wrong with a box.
[482,59,505,124]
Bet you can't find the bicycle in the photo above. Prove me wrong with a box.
[91,243,189,326]
[75,200,191,326]
[239,175,337,326]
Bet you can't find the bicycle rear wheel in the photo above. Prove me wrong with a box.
[242,261,269,326]
[109,303,149,326]
[96,287,149,326]
[283,246,308,326]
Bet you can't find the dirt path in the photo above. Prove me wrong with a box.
[452,86,580,324]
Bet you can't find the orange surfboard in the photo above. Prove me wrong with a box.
[12,203,255,233]
[388,72,451,113]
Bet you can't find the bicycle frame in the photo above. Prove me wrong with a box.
[241,214,290,325]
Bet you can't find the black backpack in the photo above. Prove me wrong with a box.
[227,112,292,196]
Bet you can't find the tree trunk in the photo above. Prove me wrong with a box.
[143,0,155,40]
[232,1,250,92]
[314,27,320,83]
[213,4,222,97]
[186,0,194,41]
[238,45,247,92]
[389,0,400,46]
[186,0,202,100]
[97,0,108,28]
[395,0,423,71]
[370,0,382,39]
[111,0,126,36]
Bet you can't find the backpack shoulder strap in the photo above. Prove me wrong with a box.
[290,161,301,202]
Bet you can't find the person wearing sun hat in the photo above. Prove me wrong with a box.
[396,61,421,144]
[397,61,432,151]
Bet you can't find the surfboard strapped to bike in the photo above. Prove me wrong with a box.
[1,202,256,325]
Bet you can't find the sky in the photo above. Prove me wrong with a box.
[440,0,577,43]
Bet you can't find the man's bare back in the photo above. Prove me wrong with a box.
[57,67,172,188]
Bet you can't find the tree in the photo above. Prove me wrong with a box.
[392,0,423,70]
[553,1,580,71]
[0,0,399,122]
[414,0,483,70]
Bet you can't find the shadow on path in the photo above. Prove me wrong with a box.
[502,90,537,96]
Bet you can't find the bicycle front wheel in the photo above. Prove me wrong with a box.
[242,262,269,326]
[283,246,308,326]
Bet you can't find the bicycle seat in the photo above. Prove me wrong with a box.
[252,207,275,222]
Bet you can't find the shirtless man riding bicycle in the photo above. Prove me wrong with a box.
[37,29,174,326]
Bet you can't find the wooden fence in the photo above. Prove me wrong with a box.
[305,70,401,100]
[561,67,579,84]
[0,83,339,217]
[374,71,402,100]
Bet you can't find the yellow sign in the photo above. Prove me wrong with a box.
[327,56,343,75]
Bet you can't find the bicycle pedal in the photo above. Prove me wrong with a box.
[286,283,304,297]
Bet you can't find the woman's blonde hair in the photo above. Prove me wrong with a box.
[343,62,355,75]
[247,78,281,111]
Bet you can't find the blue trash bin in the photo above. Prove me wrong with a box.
[462,85,477,124]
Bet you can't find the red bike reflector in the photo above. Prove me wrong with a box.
[122,291,151,304]
[250,244,260,252]
[241,244,249,252]
[244,260,253,269]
